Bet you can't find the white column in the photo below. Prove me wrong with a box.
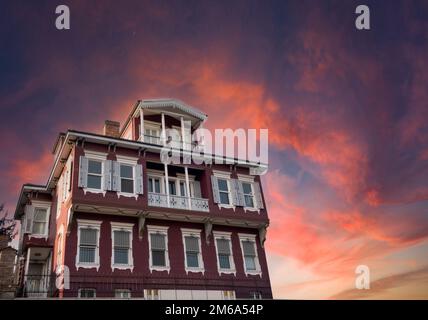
[197,121,204,151]
[161,112,166,146]
[180,116,186,150]
[139,108,144,142]
[184,166,191,209]
[164,163,170,207]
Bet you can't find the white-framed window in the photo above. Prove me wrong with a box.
[144,121,161,145]
[217,178,231,204]
[115,289,131,299]
[76,219,101,270]
[144,289,160,300]
[111,222,134,271]
[115,156,142,199]
[238,234,262,276]
[181,228,204,274]
[78,151,108,195]
[213,232,236,275]
[211,171,234,209]
[148,176,162,193]
[87,159,103,190]
[222,290,236,300]
[32,208,49,236]
[78,288,96,298]
[25,201,51,238]
[241,182,254,208]
[119,163,134,194]
[147,225,170,273]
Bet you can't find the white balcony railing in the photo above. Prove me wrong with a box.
[148,193,209,212]
[139,135,204,152]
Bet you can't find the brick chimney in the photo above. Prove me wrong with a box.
[103,120,120,138]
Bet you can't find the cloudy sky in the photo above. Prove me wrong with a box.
[1,0,427,299]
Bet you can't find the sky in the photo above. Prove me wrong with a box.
[0,0,427,299]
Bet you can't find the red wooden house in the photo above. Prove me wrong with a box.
[14,99,272,299]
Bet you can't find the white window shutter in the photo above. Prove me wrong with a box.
[211,176,220,203]
[78,156,88,188]
[193,181,202,198]
[253,182,264,209]
[230,179,239,206]
[25,206,34,233]
[103,160,112,191]
[236,180,245,207]
[135,164,143,195]
[112,161,121,192]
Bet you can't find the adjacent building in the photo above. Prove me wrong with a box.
[14,99,272,299]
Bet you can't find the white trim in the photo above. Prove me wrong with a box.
[237,174,255,183]
[181,228,205,275]
[238,233,262,277]
[110,222,134,271]
[76,219,102,271]
[147,225,170,273]
[213,231,236,276]
[212,170,231,179]
[116,155,139,165]
[83,150,108,160]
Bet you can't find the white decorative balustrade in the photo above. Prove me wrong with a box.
[148,192,209,212]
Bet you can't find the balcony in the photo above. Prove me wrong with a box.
[148,193,209,212]
[139,134,204,153]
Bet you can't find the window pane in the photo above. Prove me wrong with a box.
[186,252,199,268]
[80,229,97,245]
[34,208,47,221]
[150,234,165,250]
[169,181,176,195]
[245,256,256,270]
[154,179,161,193]
[32,222,45,235]
[217,179,228,191]
[219,192,229,204]
[242,241,256,256]
[242,183,252,195]
[218,254,231,269]
[121,179,134,193]
[148,178,153,192]
[152,250,166,266]
[244,195,254,207]
[87,175,102,189]
[79,247,96,263]
[180,182,186,197]
[120,165,133,179]
[185,236,199,252]
[114,231,130,247]
[216,239,230,255]
[114,248,129,264]
[88,160,102,174]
